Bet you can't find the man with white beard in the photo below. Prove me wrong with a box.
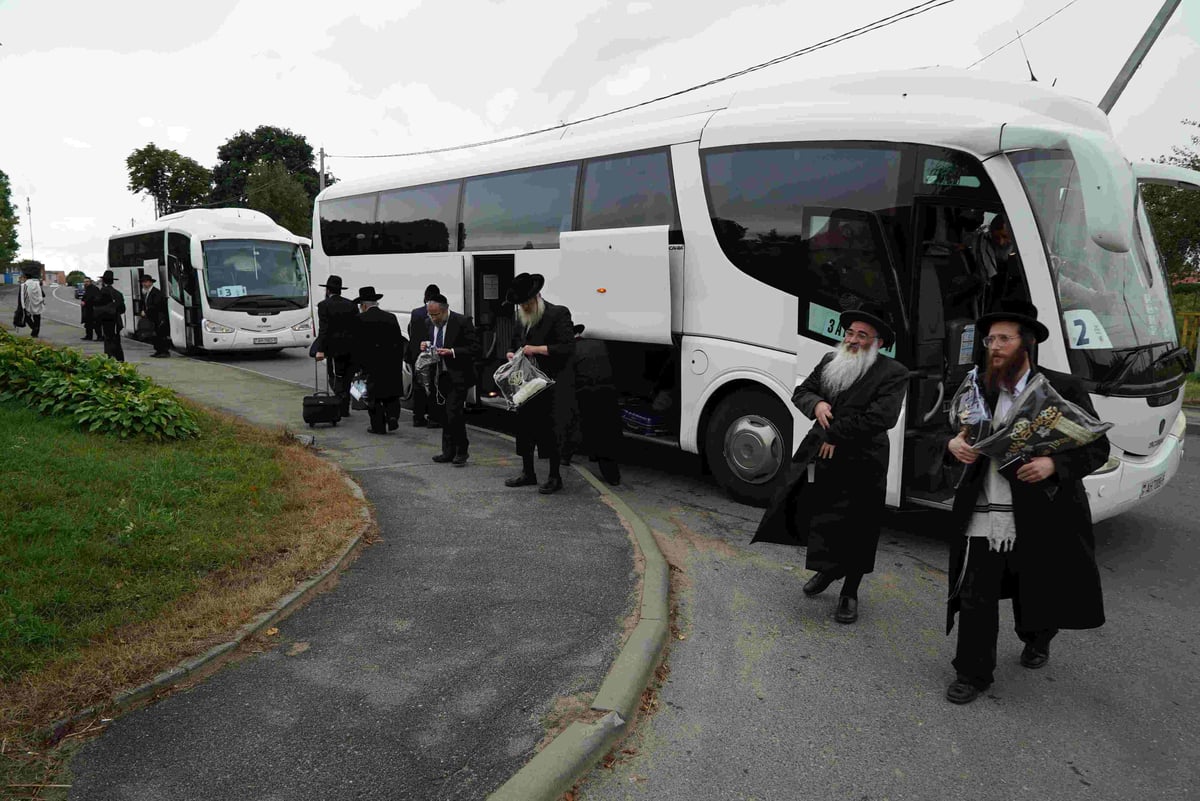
[754,304,909,624]
[504,273,576,494]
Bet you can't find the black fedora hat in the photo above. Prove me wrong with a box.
[101,269,117,284]
[839,303,896,349]
[353,286,384,303]
[505,273,545,305]
[319,274,344,291]
[139,274,156,283]
[976,299,1049,343]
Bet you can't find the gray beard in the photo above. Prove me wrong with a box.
[820,341,879,399]
[516,297,545,330]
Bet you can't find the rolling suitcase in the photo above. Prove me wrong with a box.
[303,357,342,427]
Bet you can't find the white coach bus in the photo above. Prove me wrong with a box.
[311,69,1197,520]
[107,208,314,353]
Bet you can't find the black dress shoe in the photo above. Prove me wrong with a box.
[432,453,454,463]
[946,678,984,705]
[387,418,399,431]
[834,596,858,624]
[803,571,839,597]
[412,419,427,428]
[452,454,469,466]
[367,428,387,435]
[1020,644,1050,669]
[505,472,538,487]
[538,476,564,495]
[81,336,93,341]
[425,419,442,429]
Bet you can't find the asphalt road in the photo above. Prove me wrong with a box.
[22,284,1200,799]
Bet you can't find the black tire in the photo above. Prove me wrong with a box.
[704,388,793,507]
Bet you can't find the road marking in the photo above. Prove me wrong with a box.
[52,285,81,307]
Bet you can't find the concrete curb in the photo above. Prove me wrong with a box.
[45,466,375,743]
[488,465,670,801]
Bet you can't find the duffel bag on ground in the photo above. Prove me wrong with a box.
[302,391,342,427]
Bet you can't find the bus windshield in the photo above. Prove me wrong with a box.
[1010,149,1179,385]
[200,239,309,310]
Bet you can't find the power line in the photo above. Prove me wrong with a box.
[966,0,1082,70]
[328,0,958,160]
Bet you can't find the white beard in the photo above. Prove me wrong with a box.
[820,340,880,399]
[516,296,545,330]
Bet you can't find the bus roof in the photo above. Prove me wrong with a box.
[319,68,1118,204]
[111,208,308,244]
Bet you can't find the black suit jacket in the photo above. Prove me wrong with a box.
[428,311,480,388]
[316,294,359,356]
[144,287,167,324]
[406,306,429,363]
[81,284,101,322]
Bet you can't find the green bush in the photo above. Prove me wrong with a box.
[0,328,200,440]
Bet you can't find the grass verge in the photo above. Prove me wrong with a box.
[0,399,367,796]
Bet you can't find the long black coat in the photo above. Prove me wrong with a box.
[945,367,1109,633]
[753,352,909,574]
[428,311,480,389]
[144,287,167,324]
[352,306,406,399]
[81,284,101,324]
[511,300,576,439]
[315,294,359,357]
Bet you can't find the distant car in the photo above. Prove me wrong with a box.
[74,283,86,299]
[49,281,59,287]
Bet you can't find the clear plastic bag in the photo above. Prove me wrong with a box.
[948,366,991,445]
[492,351,554,410]
[972,372,1112,464]
[414,349,439,397]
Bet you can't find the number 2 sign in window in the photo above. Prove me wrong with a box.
[1063,310,1113,350]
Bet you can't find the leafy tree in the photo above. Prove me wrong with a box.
[211,126,332,206]
[13,259,44,277]
[1142,119,1200,284]
[0,169,20,267]
[246,161,312,237]
[66,270,88,285]
[126,144,213,218]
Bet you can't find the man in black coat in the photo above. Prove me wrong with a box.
[753,305,909,625]
[421,293,480,466]
[942,300,1108,705]
[92,269,126,362]
[564,323,621,485]
[350,287,406,435]
[504,272,575,494]
[407,283,442,428]
[314,275,359,416]
[139,274,171,357]
[80,277,101,341]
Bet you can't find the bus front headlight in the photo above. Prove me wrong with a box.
[202,319,234,334]
[291,320,312,332]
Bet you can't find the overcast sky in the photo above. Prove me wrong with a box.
[1,0,1197,276]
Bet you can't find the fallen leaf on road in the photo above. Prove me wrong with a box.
[264,627,279,636]
[286,642,310,656]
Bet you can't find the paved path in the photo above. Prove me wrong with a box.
[11,308,638,800]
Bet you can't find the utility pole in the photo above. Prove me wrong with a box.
[1098,0,1181,114]
[25,196,34,263]
[319,147,326,193]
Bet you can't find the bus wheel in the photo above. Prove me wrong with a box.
[704,389,792,507]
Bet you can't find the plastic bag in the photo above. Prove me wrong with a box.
[492,350,554,410]
[350,378,368,402]
[972,372,1112,464]
[947,366,991,445]
[414,349,439,396]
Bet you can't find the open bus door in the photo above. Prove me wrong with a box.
[166,232,200,352]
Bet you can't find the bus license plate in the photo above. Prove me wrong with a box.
[1139,473,1166,498]
[253,337,278,345]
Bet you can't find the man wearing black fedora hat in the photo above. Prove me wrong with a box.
[503,272,576,494]
[92,269,126,362]
[139,273,171,357]
[350,287,407,434]
[754,303,909,625]
[314,275,359,416]
[941,299,1109,705]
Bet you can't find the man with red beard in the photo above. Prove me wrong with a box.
[754,304,908,624]
[943,300,1109,705]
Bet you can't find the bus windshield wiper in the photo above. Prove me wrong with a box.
[1098,348,1145,393]
[1148,345,1194,375]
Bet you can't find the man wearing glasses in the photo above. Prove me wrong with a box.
[942,299,1108,705]
[755,303,908,625]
